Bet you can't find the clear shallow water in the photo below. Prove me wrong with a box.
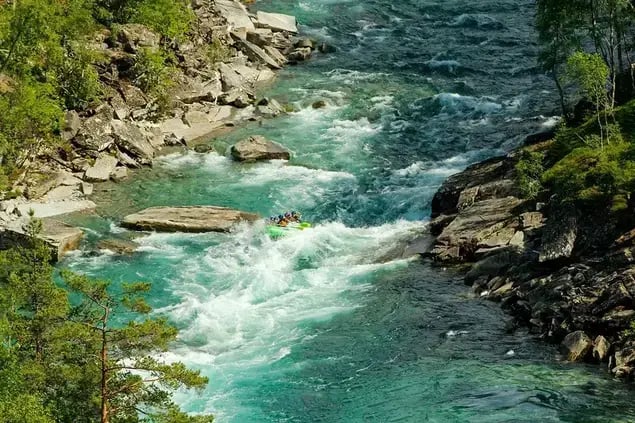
[61,0,635,421]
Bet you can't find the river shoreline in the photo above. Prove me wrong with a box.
[0,0,322,259]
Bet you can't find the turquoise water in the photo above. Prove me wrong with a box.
[62,0,635,421]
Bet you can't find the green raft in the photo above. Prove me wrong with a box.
[266,222,312,239]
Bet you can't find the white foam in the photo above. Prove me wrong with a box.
[434,93,503,115]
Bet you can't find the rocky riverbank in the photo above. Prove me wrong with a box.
[0,0,323,259]
[423,139,635,380]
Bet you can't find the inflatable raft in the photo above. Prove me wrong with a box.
[266,222,312,239]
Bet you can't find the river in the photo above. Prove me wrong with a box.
[62,0,635,421]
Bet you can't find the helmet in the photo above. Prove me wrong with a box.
[278,215,284,219]
[285,212,292,217]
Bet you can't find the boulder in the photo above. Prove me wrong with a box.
[118,24,160,53]
[214,0,255,31]
[81,182,94,196]
[84,155,119,182]
[121,206,259,233]
[561,331,592,361]
[62,111,81,141]
[263,45,288,66]
[219,62,245,91]
[97,238,139,255]
[218,89,253,108]
[312,100,328,109]
[294,38,314,49]
[256,11,298,33]
[44,185,79,202]
[174,74,223,104]
[593,335,611,362]
[233,37,282,69]
[246,28,273,47]
[111,120,154,165]
[230,135,290,162]
[287,47,312,62]
[612,347,635,378]
[120,84,149,110]
[109,91,130,120]
[74,107,114,153]
[431,197,523,261]
[110,166,128,182]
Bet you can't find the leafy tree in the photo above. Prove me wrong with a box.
[567,51,611,145]
[62,271,213,423]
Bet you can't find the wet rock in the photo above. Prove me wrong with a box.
[318,42,337,54]
[312,100,327,109]
[287,47,312,62]
[97,238,139,255]
[255,11,298,33]
[294,38,314,49]
[110,166,128,182]
[230,135,290,162]
[84,155,118,182]
[561,331,592,361]
[593,335,611,362]
[431,155,514,218]
[612,347,635,378]
[122,206,259,233]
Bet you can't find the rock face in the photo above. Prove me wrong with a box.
[230,135,290,162]
[121,206,260,233]
[0,218,83,261]
[426,143,635,380]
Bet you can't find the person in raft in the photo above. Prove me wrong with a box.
[267,211,302,226]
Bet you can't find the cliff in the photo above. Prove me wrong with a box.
[425,140,635,379]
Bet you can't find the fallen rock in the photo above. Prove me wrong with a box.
[233,37,282,69]
[612,347,635,378]
[539,205,577,262]
[97,238,139,255]
[111,120,154,165]
[312,100,327,109]
[84,155,119,182]
[214,0,255,31]
[16,201,96,219]
[118,23,160,53]
[230,135,290,162]
[110,167,128,182]
[287,47,312,62]
[561,331,592,361]
[62,111,81,141]
[256,11,298,33]
[122,206,259,233]
[593,335,611,362]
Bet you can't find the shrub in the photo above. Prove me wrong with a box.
[207,38,232,64]
[130,47,175,115]
[515,150,545,199]
[54,46,102,110]
[130,0,193,40]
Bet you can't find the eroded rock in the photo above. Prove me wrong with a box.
[122,206,259,233]
[230,135,290,162]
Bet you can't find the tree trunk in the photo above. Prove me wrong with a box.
[553,70,567,118]
[100,309,110,423]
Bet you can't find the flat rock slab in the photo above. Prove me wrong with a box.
[85,155,119,182]
[256,11,298,33]
[215,0,255,31]
[17,200,97,219]
[231,135,290,162]
[122,206,260,233]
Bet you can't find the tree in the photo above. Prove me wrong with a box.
[62,271,214,423]
[567,51,611,145]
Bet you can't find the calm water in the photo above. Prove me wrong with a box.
[62,0,635,421]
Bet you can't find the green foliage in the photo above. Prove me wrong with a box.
[0,219,212,422]
[207,38,231,64]
[131,47,175,114]
[566,52,610,113]
[130,0,194,40]
[515,150,545,199]
[54,46,103,110]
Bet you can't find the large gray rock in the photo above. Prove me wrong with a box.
[230,135,290,162]
[118,24,160,53]
[111,120,155,165]
[16,200,96,219]
[74,107,114,153]
[62,111,81,141]
[561,331,592,361]
[214,0,255,31]
[431,197,523,261]
[233,37,282,69]
[84,155,119,182]
[256,11,298,33]
[122,206,259,233]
